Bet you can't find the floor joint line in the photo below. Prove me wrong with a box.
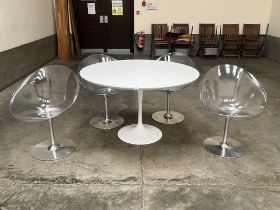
[140,145,145,210]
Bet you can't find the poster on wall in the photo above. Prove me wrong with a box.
[112,0,123,15]
[146,3,158,10]
[87,3,96,14]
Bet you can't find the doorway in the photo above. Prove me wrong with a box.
[74,0,134,54]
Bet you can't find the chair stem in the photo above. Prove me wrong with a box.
[104,95,109,121]
[48,119,56,147]
[164,91,172,119]
[222,117,230,146]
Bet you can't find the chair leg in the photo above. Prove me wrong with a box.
[202,117,246,158]
[104,95,110,123]
[196,43,202,56]
[31,119,76,161]
[221,117,230,147]
[219,43,224,56]
[188,46,191,56]
[236,44,240,59]
[164,91,173,120]
[49,118,57,148]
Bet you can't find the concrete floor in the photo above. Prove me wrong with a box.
[0,55,280,210]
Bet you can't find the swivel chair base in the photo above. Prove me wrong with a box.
[31,139,76,161]
[203,136,245,158]
[152,111,184,124]
[90,115,124,130]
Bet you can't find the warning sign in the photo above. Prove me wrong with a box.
[112,0,123,16]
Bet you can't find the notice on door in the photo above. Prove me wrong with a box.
[112,0,123,16]
[87,3,96,14]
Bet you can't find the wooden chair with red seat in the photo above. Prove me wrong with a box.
[172,23,193,56]
[173,24,189,34]
[219,24,241,58]
[241,24,261,59]
[151,24,170,58]
[196,24,219,57]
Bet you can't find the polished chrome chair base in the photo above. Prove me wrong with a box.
[30,119,76,161]
[90,115,124,130]
[202,118,245,158]
[203,136,245,158]
[31,139,76,161]
[152,91,184,124]
[152,110,184,124]
[90,94,124,130]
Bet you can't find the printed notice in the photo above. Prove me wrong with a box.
[87,3,96,14]
[112,0,123,16]
[146,3,158,10]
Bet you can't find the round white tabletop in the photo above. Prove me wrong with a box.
[80,59,200,145]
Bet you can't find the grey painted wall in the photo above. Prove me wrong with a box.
[264,35,280,63]
[0,35,57,91]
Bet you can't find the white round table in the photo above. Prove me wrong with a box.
[80,59,200,145]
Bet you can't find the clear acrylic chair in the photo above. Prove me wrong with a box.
[200,64,267,158]
[78,54,124,129]
[152,53,196,124]
[10,65,80,161]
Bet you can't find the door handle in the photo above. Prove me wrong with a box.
[104,16,108,24]
[100,15,104,23]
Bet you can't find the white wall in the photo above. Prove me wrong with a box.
[269,0,280,37]
[0,0,56,52]
[135,0,272,34]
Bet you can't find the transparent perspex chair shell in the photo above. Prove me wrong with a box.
[78,54,124,129]
[10,65,80,161]
[152,53,198,124]
[200,64,267,158]
[78,54,117,95]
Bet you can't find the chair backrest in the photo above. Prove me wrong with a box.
[172,24,189,34]
[10,65,80,122]
[152,24,168,41]
[222,24,239,41]
[78,54,116,73]
[78,54,116,92]
[200,64,267,118]
[199,24,216,41]
[157,53,196,91]
[156,53,196,68]
[243,24,260,41]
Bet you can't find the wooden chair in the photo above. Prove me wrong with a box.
[219,24,241,58]
[241,24,261,59]
[172,24,189,34]
[172,24,193,56]
[151,24,169,58]
[196,24,219,57]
